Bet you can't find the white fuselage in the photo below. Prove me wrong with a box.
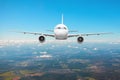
[54,24,68,40]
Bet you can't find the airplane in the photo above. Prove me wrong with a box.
[14,14,111,43]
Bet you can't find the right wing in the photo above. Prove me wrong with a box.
[68,32,112,37]
[12,31,55,37]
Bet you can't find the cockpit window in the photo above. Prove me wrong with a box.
[64,27,66,29]
[57,27,61,29]
[56,26,67,30]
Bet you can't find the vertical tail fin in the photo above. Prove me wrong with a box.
[61,14,63,24]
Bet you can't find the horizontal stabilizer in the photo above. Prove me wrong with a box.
[69,30,78,32]
[46,30,54,32]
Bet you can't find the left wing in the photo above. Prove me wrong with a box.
[12,31,55,37]
[68,32,112,37]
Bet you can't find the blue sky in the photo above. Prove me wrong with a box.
[0,0,120,42]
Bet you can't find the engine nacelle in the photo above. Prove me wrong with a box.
[77,37,84,43]
[39,36,45,43]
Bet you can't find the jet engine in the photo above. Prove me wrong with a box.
[77,37,84,43]
[39,36,45,43]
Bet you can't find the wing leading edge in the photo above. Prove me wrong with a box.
[12,31,55,37]
[68,32,112,37]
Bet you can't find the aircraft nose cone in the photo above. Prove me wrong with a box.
[54,30,68,39]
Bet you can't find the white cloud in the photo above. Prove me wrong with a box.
[40,51,47,54]
[83,48,87,50]
[40,55,52,58]
[36,55,52,58]
[93,48,98,51]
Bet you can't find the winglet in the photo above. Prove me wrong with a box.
[61,14,64,24]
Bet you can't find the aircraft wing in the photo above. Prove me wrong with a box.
[68,32,112,37]
[12,31,55,37]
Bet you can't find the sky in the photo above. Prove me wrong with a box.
[0,0,120,42]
